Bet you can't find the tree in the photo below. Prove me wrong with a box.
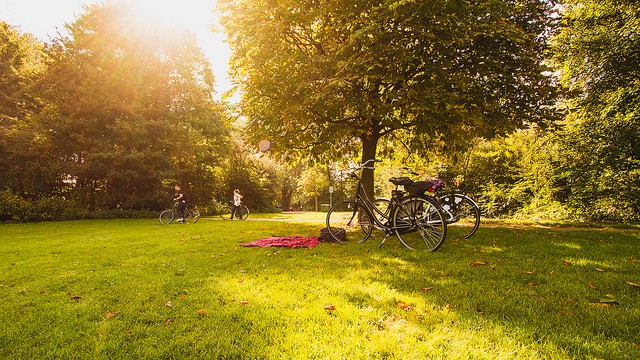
[0,22,52,197]
[551,0,640,222]
[218,0,558,198]
[37,3,228,210]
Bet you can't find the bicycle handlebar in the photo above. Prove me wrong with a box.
[401,167,420,176]
[354,158,382,170]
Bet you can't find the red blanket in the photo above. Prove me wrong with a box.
[243,236,320,248]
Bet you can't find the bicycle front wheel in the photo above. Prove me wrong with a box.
[326,201,373,244]
[185,209,200,223]
[219,206,232,220]
[392,196,446,251]
[440,193,480,239]
[159,209,174,224]
[239,206,249,220]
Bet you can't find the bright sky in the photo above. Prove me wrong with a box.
[0,0,233,100]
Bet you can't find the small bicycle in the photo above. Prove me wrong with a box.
[326,159,447,251]
[374,167,480,240]
[159,202,200,224]
[219,202,249,220]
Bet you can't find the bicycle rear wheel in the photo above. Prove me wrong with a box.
[219,206,232,220]
[439,193,480,239]
[326,201,373,243]
[392,196,446,251]
[239,206,249,220]
[159,209,174,224]
[185,209,200,223]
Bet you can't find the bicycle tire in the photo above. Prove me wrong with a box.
[238,206,249,220]
[159,209,174,224]
[326,201,373,244]
[219,205,232,220]
[392,196,447,251]
[439,193,480,239]
[185,209,200,223]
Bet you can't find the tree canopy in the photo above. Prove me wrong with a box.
[551,0,640,222]
[219,0,559,197]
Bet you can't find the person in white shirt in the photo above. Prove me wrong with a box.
[230,189,243,220]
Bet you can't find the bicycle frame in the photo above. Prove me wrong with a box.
[344,161,436,235]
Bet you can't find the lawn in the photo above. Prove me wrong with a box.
[1,214,639,359]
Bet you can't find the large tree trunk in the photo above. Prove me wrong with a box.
[360,133,380,203]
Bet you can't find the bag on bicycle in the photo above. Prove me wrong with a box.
[404,181,432,195]
[319,227,345,242]
[405,179,446,195]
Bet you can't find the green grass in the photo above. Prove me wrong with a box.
[1,214,639,359]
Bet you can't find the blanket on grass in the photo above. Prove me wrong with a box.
[243,236,320,248]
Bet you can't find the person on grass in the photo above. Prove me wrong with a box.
[173,185,188,222]
[230,189,243,220]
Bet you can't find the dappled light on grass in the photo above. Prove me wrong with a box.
[0,219,638,358]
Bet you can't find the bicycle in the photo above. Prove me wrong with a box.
[159,202,200,224]
[219,202,249,220]
[326,159,447,251]
[374,167,480,240]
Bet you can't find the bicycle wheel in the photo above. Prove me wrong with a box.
[392,196,446,251]
[159,209,174,224]
[219,205,232,220]
[439,193,480,239]
[326,201,373,244]
[239,206,249,220]
[372,198,391,225]
[185,209,200,223]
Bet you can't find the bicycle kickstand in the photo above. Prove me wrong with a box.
[377,232,393,250]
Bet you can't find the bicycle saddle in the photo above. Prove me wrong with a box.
[389,177,413,186]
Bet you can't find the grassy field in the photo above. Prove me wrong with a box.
[1,214,639,359]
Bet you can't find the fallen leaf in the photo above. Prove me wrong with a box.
[626,259,636,263]
[316,265,324,269]
[588,283,600,291]
[588,303,611,307]
[239,269,247,273]
[600,295,618,304]
[178,295,186,300]
[626,281,640,288]
[633,342,640,347]
[563,261,571,266]
[397,301,413,310]
[240,301,249,305]
[197,309,206,314]
[165,301,172,307]
[69,296,81,301]
[445,303,453,309]
[324,305,336,310]
[165,319,172,326]
[421,287,434,292]
[38,290,46,294]
[470,261,488,266]
[104,311,122,319]
[522,271,534,274]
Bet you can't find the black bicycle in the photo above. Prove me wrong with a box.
[159,202,200,224]
[326,159,447,251]
[375,167,480,240]
[219,202,249,220]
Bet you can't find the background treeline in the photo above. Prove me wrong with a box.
[1,1,638,224]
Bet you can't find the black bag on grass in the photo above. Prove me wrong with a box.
[319,227,345,242]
